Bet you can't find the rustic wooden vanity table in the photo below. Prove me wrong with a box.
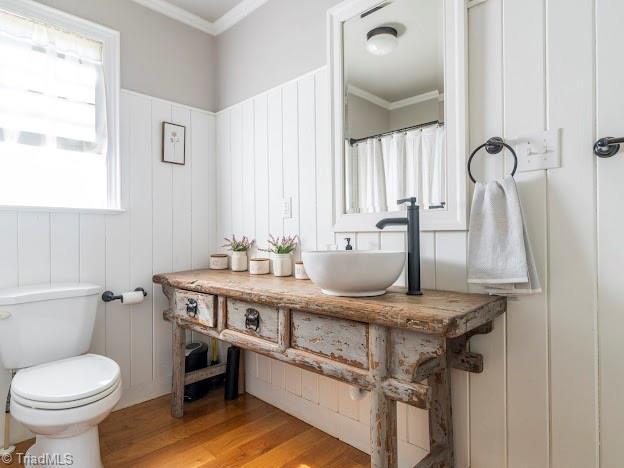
[153,269,506,468]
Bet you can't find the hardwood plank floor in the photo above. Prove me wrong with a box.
[4,388,369,467]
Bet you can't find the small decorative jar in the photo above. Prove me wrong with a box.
[249,258,270,275]
[272,253,292,277]
[294,261,308,280]
[231,251,248,272]
[210,254,228,270]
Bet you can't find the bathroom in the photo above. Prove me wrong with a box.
[0,0,621,467]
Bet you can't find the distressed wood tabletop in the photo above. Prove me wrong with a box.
[153,269,506,338]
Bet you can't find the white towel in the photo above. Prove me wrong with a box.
[467,176,541,295]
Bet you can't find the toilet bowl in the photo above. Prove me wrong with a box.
[10,354,121,468]
[0,283,121,468]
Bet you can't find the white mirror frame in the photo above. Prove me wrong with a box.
[328,0,468,232]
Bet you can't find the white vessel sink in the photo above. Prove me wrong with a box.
[301,250,406,297]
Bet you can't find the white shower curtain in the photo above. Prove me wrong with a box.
[345,124,445,213]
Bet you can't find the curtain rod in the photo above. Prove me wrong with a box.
[347,120,444,146]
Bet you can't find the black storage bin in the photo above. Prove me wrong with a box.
[184,342,210,402]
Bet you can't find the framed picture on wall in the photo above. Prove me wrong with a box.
[162,121,186,165]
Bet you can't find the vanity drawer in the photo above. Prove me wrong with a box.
[226,299,279,343]
[174,290,217,328]
[291,311,369,369]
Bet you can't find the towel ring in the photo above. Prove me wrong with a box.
[467,137,518,183]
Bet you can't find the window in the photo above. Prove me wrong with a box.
[0,0,119,210]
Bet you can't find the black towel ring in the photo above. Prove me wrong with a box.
[467,137,518,183]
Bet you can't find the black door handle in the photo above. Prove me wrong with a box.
[594,136,624,158]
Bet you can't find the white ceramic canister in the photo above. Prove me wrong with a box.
[231,251,248,272]
[249,258,270,275]
[210,254,228,270]
[294,261,309,280]
[272,253,293,277]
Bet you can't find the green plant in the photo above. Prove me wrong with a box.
[222,235,254,252]
[261,234,298,254]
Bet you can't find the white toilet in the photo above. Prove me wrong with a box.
[0,283,121,468]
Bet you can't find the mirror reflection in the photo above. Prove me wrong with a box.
[343,0,445,214]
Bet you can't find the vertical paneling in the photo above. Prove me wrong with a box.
[216,111,232,245]
[50,213,79,283]
[467,2,506,468]
[106,92,132,390]
[298,74,317,252]
[17,212,50,285]
[314,69,334,250]
[171,106,193,272]
[254,94,269,252]
[596,0,624,467]
[191,109,215,269]
[503,0,550,465]
[151,99,173,380]
[81,214,106,355]
[267,88,284,238]
[230,106,244,235]
[0,212,18,287]
[242,100,256,238]
[282,82,300,239]
[129,93,154,387]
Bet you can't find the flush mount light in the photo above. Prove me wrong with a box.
[366,26,398,56]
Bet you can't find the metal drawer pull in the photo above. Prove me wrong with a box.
[186,298,198,317]
[245,308,260,331]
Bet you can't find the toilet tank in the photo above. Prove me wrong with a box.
[0,283,102,369]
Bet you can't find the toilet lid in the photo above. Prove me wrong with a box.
[11,354,120,404]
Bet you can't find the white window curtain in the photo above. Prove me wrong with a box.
[345,124,446,213]
[0,9,107,154]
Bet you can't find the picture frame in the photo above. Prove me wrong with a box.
[162,121,186,165]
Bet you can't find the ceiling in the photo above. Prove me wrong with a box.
[132,0,267,35]
[164,0,244,22]
[344,0,444,102]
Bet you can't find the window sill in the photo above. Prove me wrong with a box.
[0,205,125,215]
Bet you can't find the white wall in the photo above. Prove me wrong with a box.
[0,90,216,443]
[215,0,607,466]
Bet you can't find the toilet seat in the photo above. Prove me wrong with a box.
[11,354,120,410]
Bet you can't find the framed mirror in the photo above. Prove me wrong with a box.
[329,0,467,231]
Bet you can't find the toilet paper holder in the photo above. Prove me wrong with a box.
[102,288,148,303]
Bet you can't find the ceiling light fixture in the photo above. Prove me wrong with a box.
[366,26,398,56]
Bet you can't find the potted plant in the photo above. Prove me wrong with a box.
[222,235,254,272]
[261,234,298,277]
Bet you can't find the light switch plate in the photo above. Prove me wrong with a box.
[281,197,291,218]
[510,128,561,172]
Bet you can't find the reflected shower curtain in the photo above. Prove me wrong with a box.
[345,124,445,213]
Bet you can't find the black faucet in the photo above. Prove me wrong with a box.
[376,197,422,295]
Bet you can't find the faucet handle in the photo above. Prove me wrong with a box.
[397,197,419,208]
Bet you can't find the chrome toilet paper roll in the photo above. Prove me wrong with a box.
[121,291,145,304]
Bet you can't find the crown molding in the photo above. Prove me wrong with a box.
[347,85,442,111]
[132,0,268,36]
[213,0,269,34]
[347,85,392,109]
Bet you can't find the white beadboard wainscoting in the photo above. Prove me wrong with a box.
[215,0,609,467]
[0,90,216,443]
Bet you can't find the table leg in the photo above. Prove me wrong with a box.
[238,349,246,395]
[369,325,397,468]
[416,364,454,468]
[171,323,186,418]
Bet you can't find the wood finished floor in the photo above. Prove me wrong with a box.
[7,388,369,467]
